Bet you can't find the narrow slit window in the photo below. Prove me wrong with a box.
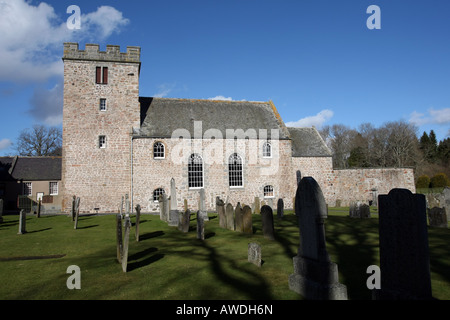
[263,141,272,158]
[99,135,107,149]
[99,98,107,111]
[96,66,108,84]
[229,153,243,187]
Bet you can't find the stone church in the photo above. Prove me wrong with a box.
[61,43,415,214]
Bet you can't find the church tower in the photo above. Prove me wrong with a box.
[61,43,141,213]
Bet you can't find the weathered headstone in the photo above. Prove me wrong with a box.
[199,189,208,221]
[168,178,179,226]
[74,197,80,229]
[135,204,141,241]
[225,203,235,231]
[216,197,226,229]
[159,193,168,222]
[37,199,41,218]
[197,211,204,240]
[235,203,243,232]
[18,209,26,234]
[179,209,191,233]
[428,207,447,228]
[71,195,76,221]
[116,214,123,263]
[349,202,371,219]
[122,216,131,272]
[277,198,284,220]
[125,194,130,217]
[371,188,378,207]
[184,199,188,211]
[376,189,432,300]
[289,177,347,300]
[248,243,262,267]
[261,205,275,240]
[254,197,260,214]
[242,205,253,234]
[296,170,302,186]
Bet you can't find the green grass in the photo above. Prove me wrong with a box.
[0,209,449,300]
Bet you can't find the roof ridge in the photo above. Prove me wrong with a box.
[143,97,268,104]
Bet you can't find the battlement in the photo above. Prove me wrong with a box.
[62,43,140,63]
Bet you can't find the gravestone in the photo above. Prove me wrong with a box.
[444,187,450,222]
[254,197,260,214]
[235,203,243,232]
[122,216,131,272]
[0,199,3,223]
[73,197,80,229]
[184,199,188,211]
[135,204,141,241]
[71,195,76,221]
[427,207,447,228]
[289,177,348,300]
[296,170,302,186]
[197,211,204,240]
[168,178,179,226]
[225,203,235,231]
[261,205,275,240]
[248,243,262,267]
[159,193,168,222]
[349,202,371,219]
[242,205,253,234]
[116,214,123,263]
[37,199,41,218]
[216,197,226,228]
[377,189,432,300]
[125,194,130,217]
[18,209,26,234]
[277,198,284,220]
[179,209,191,233]
[199,189,208,221]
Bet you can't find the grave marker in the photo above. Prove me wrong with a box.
[73,197,80,229]
[427,207,447,228]
[225,203,235,231]
[216,197,226,228]
[18,209,26,234]
[261,205,275,240]
[179,209,191,233]
[248,243,262,267]
[377,188,432,300]
[116,214,123,263]
[197,211,204,240]
[235,203,243,232]
[277,198,284,220]
[135,204,141,241]
[242,205,253,234]
[122,216,131,272]
[168,178,179,226]
[289,177,348,300]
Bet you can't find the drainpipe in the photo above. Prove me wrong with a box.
[131,132,134,214]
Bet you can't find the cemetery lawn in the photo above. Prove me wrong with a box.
[0,209,449,300]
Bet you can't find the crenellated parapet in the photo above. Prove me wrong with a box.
[62,42,140,63]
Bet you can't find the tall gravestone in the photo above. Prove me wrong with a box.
[277,198,284,220]
[179,209,191,233]
[261,205,275,240]
[225,203,235,231]
[73,197,80,229]
[199,189,208,221]
[18,209,26,234]
[296,170,302,186]
[242,205,253,234]
[122,216,131,272]
[125,194,130,217]
[135,204,141,241]
[71,195,76,221]
[168,178,179,226]
[116,214,123,263]
[197,211,204,240]
[377,189,432,300]
[235,203,243,232]
[289,177,347,300]
[216,197,226,229]
[254,197,260,214]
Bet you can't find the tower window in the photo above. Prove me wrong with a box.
[99,135,107,149]
[263,185,274,198]
[96,66,108,84]
[99,98,107,111]
[153,188,165,202]
[262,141,272,158]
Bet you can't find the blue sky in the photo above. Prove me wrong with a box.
[1,0,450,155]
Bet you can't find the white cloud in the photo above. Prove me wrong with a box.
[0,0,130,83]
[0,139,12,151]
[154,83,176,98]
[409,108,450,126]
[285,109,334,129]
[208,95,233,101]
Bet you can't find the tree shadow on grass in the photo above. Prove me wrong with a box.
[127,247,164,272]
[139,231,164,241]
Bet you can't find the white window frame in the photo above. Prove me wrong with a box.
[49,182,58,196]
[99,98,107,111]
[263,185,274,198]
[153,142,165,159]
[228,153,243,188]
[23,182,32,196]
[99,135,107,149]
[188,153,204,189]
[262,141,272,158]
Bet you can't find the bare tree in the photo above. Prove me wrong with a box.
[14,125,62,156]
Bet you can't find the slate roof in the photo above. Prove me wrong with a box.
[287,127,332,157]
[138,97,290,139]
[0,156,62,181]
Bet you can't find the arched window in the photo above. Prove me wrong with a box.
[229,153,243,187]
[153,142,165,159]
[263,185,274,198]
[188,153,203,188]
[153,188,165,202]
[262,141,272,158]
